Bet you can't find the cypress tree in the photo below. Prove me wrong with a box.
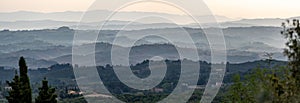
[35,77,57,103]
[6,57,32,103]
[19,57,32,103]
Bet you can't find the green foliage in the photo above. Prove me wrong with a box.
[116,94,167,103]
[6,71,22,103]
[225,69,270,103]
[58,97,87,103]
[226,74,245,102]
[35,77,57,103]
[282,19,300,86]
[6,57,32,103]
[224,19,300,103]
[225,64,299,102]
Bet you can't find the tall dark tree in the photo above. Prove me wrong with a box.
[282,19,300,86]
[6,71,22,103]
[6,57,32,103]
[18,57,32,102]
[35,77,57,103]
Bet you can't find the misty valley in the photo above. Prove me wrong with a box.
[0,8,299,103]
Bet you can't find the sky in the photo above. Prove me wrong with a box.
[0,0,300,19]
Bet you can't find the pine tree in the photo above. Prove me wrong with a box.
[35,77,57,103]
[6,70,22,103]
[18,57,32,102]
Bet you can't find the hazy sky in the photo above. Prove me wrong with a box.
[1,0,300,19]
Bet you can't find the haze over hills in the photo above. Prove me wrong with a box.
[0,10,298,30]
[0,10,232,30]
[0,10,233,23]
[2,1,300,102]
[0,10,292,68]
[0,26,287,69]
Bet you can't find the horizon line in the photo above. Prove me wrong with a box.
[0,10,299,20]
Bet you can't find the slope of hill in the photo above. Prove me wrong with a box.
[0,26,287,68]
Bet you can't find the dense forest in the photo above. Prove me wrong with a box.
[0,57,288,102]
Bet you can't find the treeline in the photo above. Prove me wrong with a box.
[6,57,57,103]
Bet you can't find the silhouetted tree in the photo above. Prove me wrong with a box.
[6,57,32,103]
[19,57,32,102]
[6,71,22,103]
[35,77,57,103]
